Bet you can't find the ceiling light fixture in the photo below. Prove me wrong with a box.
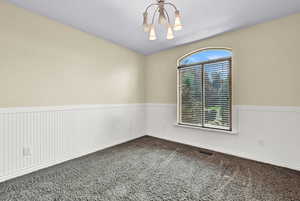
[143,0,182,40]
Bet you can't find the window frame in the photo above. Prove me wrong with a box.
[177,48,233,132]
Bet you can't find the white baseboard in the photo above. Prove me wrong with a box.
[0,135,144,183]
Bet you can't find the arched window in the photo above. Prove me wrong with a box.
[177,48,232,131]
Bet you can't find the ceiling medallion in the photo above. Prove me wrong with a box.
[143,0,183,40]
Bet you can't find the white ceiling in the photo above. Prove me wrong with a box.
[7,0,300,55]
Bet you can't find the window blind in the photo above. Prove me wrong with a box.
[179,65,203,126]
[178,58,232,131]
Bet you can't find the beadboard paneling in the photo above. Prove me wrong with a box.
[0,104,145,182]
[145,104,300,171]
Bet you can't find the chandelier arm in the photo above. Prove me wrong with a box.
[163,8,171,24]
[151,7,160,24]
[164,2,178,11]
[145,3,159,13]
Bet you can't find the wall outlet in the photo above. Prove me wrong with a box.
[23,147,31,157]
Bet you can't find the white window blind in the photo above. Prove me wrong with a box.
[179,65,203,126]
[178,57,232,131]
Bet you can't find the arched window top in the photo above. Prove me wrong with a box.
[179,48,232,66]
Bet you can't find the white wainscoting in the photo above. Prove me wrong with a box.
[1,103,299,182]
[0,104,145,182]
[146,104,300,171]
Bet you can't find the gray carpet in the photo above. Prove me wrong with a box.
[1,136,300,201]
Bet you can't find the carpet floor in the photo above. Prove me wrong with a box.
[1,136,300,201]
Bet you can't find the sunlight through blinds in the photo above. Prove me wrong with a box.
[178,58,232,131]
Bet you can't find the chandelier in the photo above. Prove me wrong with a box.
[143,0,183,40]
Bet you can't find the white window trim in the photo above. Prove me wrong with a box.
[176,47,238,134]
[173,123,238,134]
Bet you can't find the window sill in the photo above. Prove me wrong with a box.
[174,123,238,135]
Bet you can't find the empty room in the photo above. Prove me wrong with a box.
[1,0,300,200]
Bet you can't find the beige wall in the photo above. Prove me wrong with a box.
[1,1,300,108]
[145,13,300,106]
[0,1,145,107]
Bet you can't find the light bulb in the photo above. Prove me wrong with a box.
[174,10,183,31]
[167,24,174,40]
[149,24,157,40]
[143,12,150,32]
